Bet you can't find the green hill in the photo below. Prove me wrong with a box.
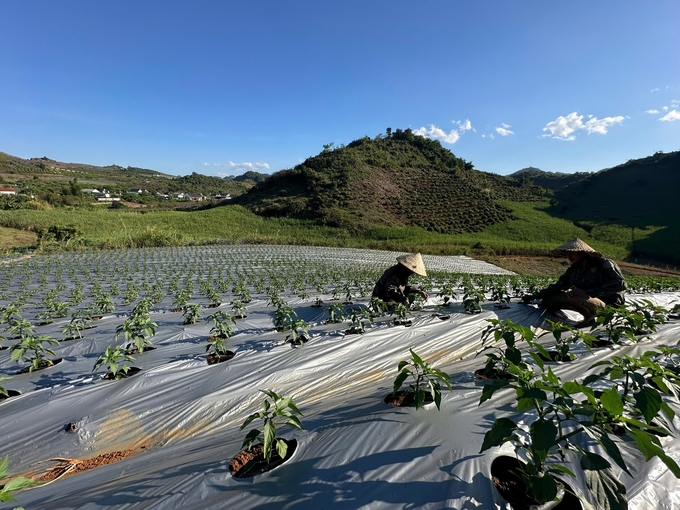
[0,152,255,203]
[510,167,591,191]
[235,129,549,233]
[548,150,680,264]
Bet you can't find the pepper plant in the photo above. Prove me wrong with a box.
[479,354,680,509]
[183,303,204,325]
[323,303,345,324]
[240,389,303,471]
[93,345,135,379]
[207,311,235,339]
[10,333,60,372]
[0,455,38,504]
[285,318,309,345]
[392,348,452,410]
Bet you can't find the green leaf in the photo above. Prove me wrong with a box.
[633,387,662,424]
[518,388,547,402]
[601,387,624,416]
[414,389,426,409]
[505,346,522,365]
[592,430,631,476]
[627,429,680,477]
[479,379,510,405]
[527,473,558,503]
[410,349,424,367]
[580,451,611,471]
[530,419,557,454]
[3,475,38,492]
[563,381,582,395]
[480,418,516,452]
[584,467,628,510]
[529,351,545,371]
[263,421,276,460]
[393,370,409,393]
[275,438,288,460]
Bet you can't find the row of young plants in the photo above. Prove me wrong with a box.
[472,303,680,509]
[222,296,680,508]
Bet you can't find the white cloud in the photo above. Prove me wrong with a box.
[495,123,514,136]
[542,112,624,140]
[663,106,669,111]
[660,110,680,122]
[203,161,271,172]
[671,99,680,106]
[651,88,661,92]
[413,125,460,144]
[456,119,475,132]
[646,109,660,114]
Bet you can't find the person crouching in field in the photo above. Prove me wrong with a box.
[372,253,429,308]
[521,238,627,327]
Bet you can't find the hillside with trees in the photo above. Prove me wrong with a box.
[546,150,680,264]
[509,167,591,191]
[0,152,255,208]
[235,128,549,233]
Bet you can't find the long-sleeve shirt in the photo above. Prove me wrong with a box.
[536,256,626,305]
[372,265,416,306]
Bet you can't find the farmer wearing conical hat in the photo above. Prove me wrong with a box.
[521,239,626,326]
[372,253,429,308]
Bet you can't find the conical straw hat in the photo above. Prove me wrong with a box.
[552,238,602,257]
[397,253,427,276]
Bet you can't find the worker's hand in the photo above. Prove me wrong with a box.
[419,290,429,300]
[568,288,589,300]
[521,294,536,304]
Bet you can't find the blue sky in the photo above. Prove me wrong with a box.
[1,1,678,177]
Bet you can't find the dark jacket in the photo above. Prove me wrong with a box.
[536,255,626,305]
[372,265,416,306]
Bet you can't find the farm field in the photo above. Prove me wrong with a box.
[1,246,680,509]
[0,200,667,265]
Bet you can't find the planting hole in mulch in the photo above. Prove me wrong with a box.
[490,456,582,510]
[103,366,142,380]
[229,439,297,478]
[344,329,364,335]
[474,368,514,381]
[538,351,575,363]
[384,390,434,407]
[394,320,412,327]
[286,336,309,347]
[206,351,235,364]
[36,447,146,482]
[0,389,21,402]
[124,346,157,355]
[16,358,63,374]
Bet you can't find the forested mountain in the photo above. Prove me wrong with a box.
[235,128,548,233]
[0,152,256,206]
[510,167,591,191]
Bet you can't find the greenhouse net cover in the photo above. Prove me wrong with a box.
[0,246,678,509]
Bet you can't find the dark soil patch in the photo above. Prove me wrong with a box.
[344,328,364,335]
[229,439,297,478]
[0,389,21,401]
[124,346,157,355]
[393,320,412,327]
[286,336,309,346]
[206,351,235,364]
[36,447,145,482]
[538,350,575,362]
[16,358,62,374]
[103,366,142,380]
[384,390,433,407]
[474,368,514,381]
[491,456,582,510]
